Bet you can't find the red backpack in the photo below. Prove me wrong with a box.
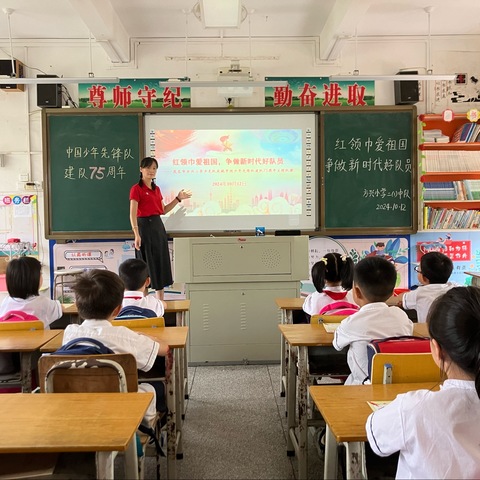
[0,311,39,322]
[318,301,359,316]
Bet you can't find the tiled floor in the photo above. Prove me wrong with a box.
[145,364,329,480]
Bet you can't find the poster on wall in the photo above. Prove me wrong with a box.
[51,240,179,302]
[303,235,409,294]
[0,194,38,258]
[410,231,479,286]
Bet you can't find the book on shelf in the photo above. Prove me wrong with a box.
[425,206,480,229]
[465,179,480,199]
[424,151,480,173]
[452,122,478,143]
[423,181,456,200]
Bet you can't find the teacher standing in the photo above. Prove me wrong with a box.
[129,157,192,300]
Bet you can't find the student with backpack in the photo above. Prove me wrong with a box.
[366,286,480,478]
[0,257,62,375]
[62,269,169,415]
[333,256,413,385]
[303,252,358,320]
[0,256,62,327]
[118,258,166,318]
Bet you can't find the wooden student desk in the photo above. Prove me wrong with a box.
[0,392,152,480]
[62,300,191,326]
[310,382,439,480]
[40,326,189,480]
[0,329,62,392]
[275,297,305,396]
[278,323,430,479]
[61,300,192,401]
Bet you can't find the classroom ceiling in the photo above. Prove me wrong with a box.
[0,0,479,64]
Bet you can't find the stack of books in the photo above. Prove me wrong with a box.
[424,151,480,172]
[423,182,456,200]
[423,180,480,201]
[423,129,450,143]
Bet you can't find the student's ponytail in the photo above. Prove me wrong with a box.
[311,258,328,292]
[311,252,354,292]
[339,254,354,291]
[428,286,480,399]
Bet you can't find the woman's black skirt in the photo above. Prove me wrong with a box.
[136,215,173,290]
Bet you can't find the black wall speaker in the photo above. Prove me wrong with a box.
[394,71,419,105]
[37,75,62,108]
[0,59,24,91]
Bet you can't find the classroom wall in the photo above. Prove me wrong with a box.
[1,34,480,285]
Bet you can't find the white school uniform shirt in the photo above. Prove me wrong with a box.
[402,282,459,323]
[366,379,480,479]
[122,290,165,317]
[0,294,62,328]
[63,319,159,371]
[302,286,356,315]
[333,303,413,385]
[63,319,160,423]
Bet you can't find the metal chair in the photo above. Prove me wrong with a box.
[38,353,162,479]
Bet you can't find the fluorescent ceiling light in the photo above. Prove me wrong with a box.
[199,0,243,28]
[329,74,455,81]
[0,76,120,85]
[159,80,288,88]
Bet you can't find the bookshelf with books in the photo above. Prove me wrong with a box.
[420,114,480,230]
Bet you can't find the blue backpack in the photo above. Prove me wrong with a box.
[53,337,114,355]
[115,305,157,320]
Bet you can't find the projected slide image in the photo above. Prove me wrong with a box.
[151,128,303,217]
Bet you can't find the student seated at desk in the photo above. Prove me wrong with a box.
[63,269,169,416]
[366,286,480,479]
[0,257,62,328]
[333,257,413,385]
[0,257,62,374]
[118,258,166,317]
[387,252,459,323]
[302,252,357,322]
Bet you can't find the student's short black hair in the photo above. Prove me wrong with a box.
[118,258,149,291]
[6,256,42,299]
[428,286,480,399]
[72,269,124,320]
[353,256,397,302]
[420,252,453,284]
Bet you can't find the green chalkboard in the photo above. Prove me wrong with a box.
[321,107,417,233]
[43,111,143,239]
